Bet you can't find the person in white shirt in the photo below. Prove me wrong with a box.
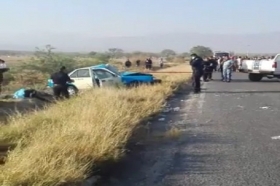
[237,56,242,70]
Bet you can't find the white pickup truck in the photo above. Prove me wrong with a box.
[241,54,280,81]
[239,60,255,73]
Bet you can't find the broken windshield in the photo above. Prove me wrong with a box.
[105,64,120,75]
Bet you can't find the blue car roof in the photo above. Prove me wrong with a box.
[90,64,107,69]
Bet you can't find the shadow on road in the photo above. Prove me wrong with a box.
[204,90,280,94]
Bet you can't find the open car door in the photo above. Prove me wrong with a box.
[92,69,119,87]
[69,68,95,90]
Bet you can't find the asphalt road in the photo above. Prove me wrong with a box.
[100,72,280,186]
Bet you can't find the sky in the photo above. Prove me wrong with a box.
[0,0,279,52]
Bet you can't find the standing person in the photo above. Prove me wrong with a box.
[0,59,9,94]
[223,56,234,82]
[217,57,222,72]
[136,59,140,67]
[190,53,204,93]
[208,56,217,80]
[125,59,132,68]
[148,57,153,70]
[50,66,74,100]
[237,56,242,71]
[159,58,164,68]
[145,58,149,70]
[203,57,211,82]
[220,57,226,81]
[212,57,218,72]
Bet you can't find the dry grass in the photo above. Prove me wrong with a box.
[0,56,32,67]
[0,64,192,185]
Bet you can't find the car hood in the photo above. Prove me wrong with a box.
[120,71,153,76]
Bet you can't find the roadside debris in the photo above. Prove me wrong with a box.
[271,136,280,140]
[237,105,244,109]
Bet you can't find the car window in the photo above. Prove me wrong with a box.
[69,70,78,78]
[77,69,91,78]
[93,69,114,79]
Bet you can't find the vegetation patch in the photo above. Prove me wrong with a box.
[0,63,192,185]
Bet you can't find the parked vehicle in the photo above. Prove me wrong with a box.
[244,54,280,81]
[239,59,255,73]
[47,64,162,95]
[214,51,230,59]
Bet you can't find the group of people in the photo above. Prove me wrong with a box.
[190,54,236,93]
[125,57,164,69]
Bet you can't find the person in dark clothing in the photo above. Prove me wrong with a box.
[212,57,218,72]
[24,89,53,103]
[202,58,212,81]
[207,56,217,80]
[148,57,153,70]
[50,66,73,99]
[145,58,152,70]
[145,58,149,69]
[159,58,164,68]
[190,53,204,93]
[0,59,9,93]
[125,59,132,68]
[136,60,141,67]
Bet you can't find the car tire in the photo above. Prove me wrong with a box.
[152,79,162,84]
[248,73,263,82]
[127,81,142,88]
[67,86,78,96]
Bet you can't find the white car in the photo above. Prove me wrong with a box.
[47,64,159,95]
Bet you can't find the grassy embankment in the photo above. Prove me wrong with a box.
[0,64,192,185]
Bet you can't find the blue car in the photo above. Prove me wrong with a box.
[47,64,161,95]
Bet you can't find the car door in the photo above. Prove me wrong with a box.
[92,69,117,87]
[70,68,94,89]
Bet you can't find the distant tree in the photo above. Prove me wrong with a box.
[89,51,97,56]
[189,46,213,58]
[94,53,110,62]
[108,48,124,58]
[131,51,143,56]
[178,52,190,58]
[23,45,76,74]
[161,49,176,57]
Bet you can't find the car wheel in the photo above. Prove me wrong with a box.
[67,86,78,96]
[127,81,141,88]
[152,79,162,84]
[248,73,263,82]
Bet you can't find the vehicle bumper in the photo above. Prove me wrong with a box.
[248,70,274,75]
